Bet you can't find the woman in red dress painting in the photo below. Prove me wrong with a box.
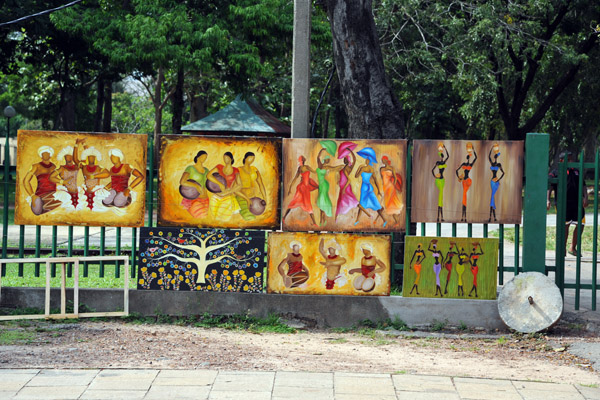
[283,155,318,226]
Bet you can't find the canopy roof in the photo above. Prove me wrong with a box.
[181,95,290,136]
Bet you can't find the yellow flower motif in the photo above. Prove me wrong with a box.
[185,271,190,276]
[255,272,261,277]
[158,279,163,285]
[240,270,245,275]
[171,279,176,284]
[151,272,157,278]
[233,270,239,276]
[192,269,197,274]
[248,277,254,283]
[179,275,184,281]
[223,270,229,276]
[167,274,172,278]
[205,273,209,279]
[159,267,164,273]
[207,285,212,290]
[216,283,221,288]
[141,267,147,273]
[211,269,217,275]
[227,285,232,290]
[242,275,247,281]
[185,279,190,283]
[226,276,231,281]
[138,279,144,284]
[243,285,249,291]
[174,270,180,275]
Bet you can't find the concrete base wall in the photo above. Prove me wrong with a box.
[0,287,504,330]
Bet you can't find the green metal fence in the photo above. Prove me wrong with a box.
[549,148,599,310]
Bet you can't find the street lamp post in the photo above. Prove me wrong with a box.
[2,106,16,259]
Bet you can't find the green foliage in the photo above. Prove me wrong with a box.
[0,329,35,345]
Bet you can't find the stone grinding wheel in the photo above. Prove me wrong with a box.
[498,272,563,333]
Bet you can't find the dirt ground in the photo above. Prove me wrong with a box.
[1,318,599,386]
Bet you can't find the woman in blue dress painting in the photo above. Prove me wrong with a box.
[488,143,505,222]
[354,147,388,227]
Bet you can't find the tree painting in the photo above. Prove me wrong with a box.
[138,227,265,292]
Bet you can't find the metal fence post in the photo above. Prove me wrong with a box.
[522,133,549,273]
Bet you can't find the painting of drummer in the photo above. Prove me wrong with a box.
[277,241,310,288]
[349,242,386,292]
[22,145,62,215]
[319,238,347,290]
[97,148,145,208]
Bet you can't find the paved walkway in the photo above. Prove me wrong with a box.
[0,369,599,399]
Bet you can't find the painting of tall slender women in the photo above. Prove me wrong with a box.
[282,139,407,232]
[267,232,391,296]
[138,227,266,292]
[14,130,147,227]
[411,140,523,224]
[158,135,281,229]
[403,236,498,300]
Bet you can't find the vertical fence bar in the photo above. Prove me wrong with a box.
[452,223,457,237]
[115,227,121,278]
[499,224,504,284]
[555,157,567,295]
[436,223,441,237]
[483,224,488,238]
[2,116,10,261]
[592,149,598,311]
[131,227,137,278]
[18,226,24,276]
[147,136,154,227]
[420,223,425,236]
[34,225,41,276]
[99,227,105,277]
[467,223,472,238]
[514,224,520,275]
[51,225,57,277]
[83,226,89,277]
[67,226,73,277]
[574,151,585,310]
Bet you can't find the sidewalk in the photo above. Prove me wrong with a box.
[1,369,599,399]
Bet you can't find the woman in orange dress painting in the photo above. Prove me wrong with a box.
[283,155,318,226]
[455,142,477,222]
[379,155,403,225]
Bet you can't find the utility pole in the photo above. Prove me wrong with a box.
[291,0,311,138]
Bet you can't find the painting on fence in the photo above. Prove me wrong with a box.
[138,227,266,292]
[267,232,391,295]
[14,130,147,227]
[158,135,281,229]
[402,236,498,300]
[411,140,523,224]
[281,139,407,232]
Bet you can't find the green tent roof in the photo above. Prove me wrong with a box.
[181,96,290,136]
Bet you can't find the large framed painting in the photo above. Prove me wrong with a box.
[411,140,524,224]
[158,135,281,229]
[402,236,498,300]
[14,130,147,227]
[267,232,391,296]
[281,139,407,232]
[138,227,266,292]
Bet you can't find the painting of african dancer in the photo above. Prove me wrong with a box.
[411,140,523,224]
[403,236,498,300]
[282,139,407,232]
[15,130,147,227]
[267,232,391,296]
[158,135,281,229]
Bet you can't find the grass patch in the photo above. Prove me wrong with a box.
[489,225,596,253]
[0,329,35,345]
[431,320,447,332]
[1,262,136,289]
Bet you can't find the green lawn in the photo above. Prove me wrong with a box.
[489,225,597,254]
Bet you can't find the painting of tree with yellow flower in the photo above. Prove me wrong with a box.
[138,227,266,292]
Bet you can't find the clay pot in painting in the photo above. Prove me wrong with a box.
[206,173,227,193]
[249,197,267,215]
[179,180,200,199]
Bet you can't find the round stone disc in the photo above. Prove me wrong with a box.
[498,272,563,333]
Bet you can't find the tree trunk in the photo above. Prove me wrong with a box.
[325,0,405,139]
[60,86,77,131]
[94,78,105,132]
[102,81,112,132]
[171,67,184,134]
[189,93,208,123]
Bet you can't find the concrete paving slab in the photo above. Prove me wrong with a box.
[576,385,600,400]
[0,372,38,391]
[334,375,396,396]
[272,385,333,399]
[568,342,600,371]
[79,389,147,399]
[517,388,585,400]
[274,371,333,388]
[334,395,398,400]
[208,391,271,400]
[0,391,17,399]
[453,377,522,400]
[513,381,585,393]
[153,369,217,386]
[27,369,98,386]
[396,391,459,400]
[0,369,40,374]
[392,374,455,393]
[211,371,275,392]
[145,385,211,399]
[86,369,159,391]
[13,385,87,399]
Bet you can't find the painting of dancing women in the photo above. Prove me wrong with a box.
[411,140,523,224]
[403,236,498,300]
[158,135,281,229]
[15,130,147,227]
[267,232,391,296]
[282,139,407,232]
